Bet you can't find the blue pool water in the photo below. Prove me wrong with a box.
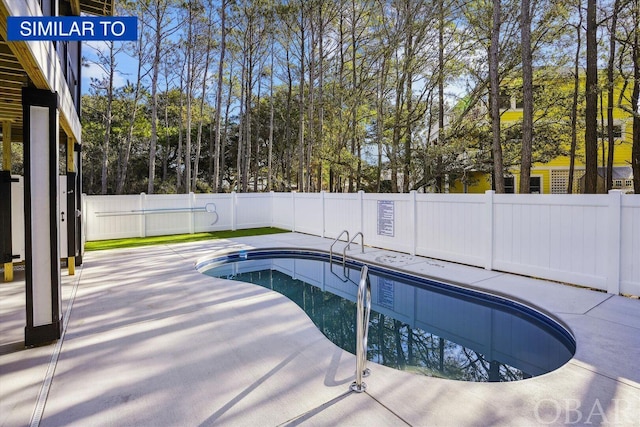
[198,250,575,382]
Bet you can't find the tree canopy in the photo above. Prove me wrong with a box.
[81,0,640,195]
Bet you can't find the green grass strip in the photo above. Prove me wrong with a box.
[84,227,290,251]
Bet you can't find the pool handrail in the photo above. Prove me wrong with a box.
[329,230,350,282]
[351,264,371,393]
[342,232,364,276]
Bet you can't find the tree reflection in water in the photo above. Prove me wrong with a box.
[231,269,530,382]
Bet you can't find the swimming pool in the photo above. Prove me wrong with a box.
[197,249,575,382]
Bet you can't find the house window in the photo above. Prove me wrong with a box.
[597,124,623,139]
[504,177,515,193]
[502,176,540,193]
[613,179,623,188]
[514,92,524,109]
[530,177,541,194]
[625,179,633,187]
[499,91,512,110]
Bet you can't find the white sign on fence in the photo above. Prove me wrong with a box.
[377,200,395,237]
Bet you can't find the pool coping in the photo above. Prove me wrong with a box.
[1,232,639,426]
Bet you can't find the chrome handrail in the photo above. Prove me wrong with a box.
[351,265,371,393]
[342,232,364,276]
[330,230,350,279]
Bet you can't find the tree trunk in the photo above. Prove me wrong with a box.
[403,7,414,194]
[221,60,234,191]
[116,13,145,195]
[519,0,533,194]
[349,0,357,193]
[148,2,161,194]
[100,41,116,195]
[184,5,193,194]
[243,53,252,193]
[194,9,214,192]
[606,0,620,191]
[391,48,406,194]
[489,0,505,193]
[286,48,293,190]
[584,0,599,193]
[376,56,387,192]
[268,36,274,191]
[253,64,262,192]
[212,0,227,193]
[298,2,306,192]
[237,52,247,191]
[177,71,184,193]
[307,11,316,192]
[316,5,325,192]
[568,6,582,194]
[162,71,170,182]
[632,0,640,193]
[436,0,445,193]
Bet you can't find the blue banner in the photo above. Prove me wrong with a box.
[7,17,137,41]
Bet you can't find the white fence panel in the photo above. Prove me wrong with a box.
[620,196,640,296]
[293,193,323,236]
[271,192,293,230]
[193,193,234,232]
[492,195,609,290]
[415,193,486,267]
[82,191,638,296]
[144,194,192,236]
[235,193,272,229]
[84,195,142,240]
[363,193,414,254]
[324,193,361,239]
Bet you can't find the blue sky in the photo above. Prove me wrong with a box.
[81,40,134,93]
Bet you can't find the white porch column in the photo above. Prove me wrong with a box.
[23,87,62,346]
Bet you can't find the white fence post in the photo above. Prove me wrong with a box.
[81,193,86,254]
[231,191,237,231]
[292,191,296,232]
[321,190,326,238]
[358,190,364,233]
[410,190,417,256]
[484,190,495,270]
[606,190,623,294]
[139,192,146,238]
[270,191,275,227]
[189,192,195,234]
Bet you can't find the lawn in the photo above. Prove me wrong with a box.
[84,227,289,251]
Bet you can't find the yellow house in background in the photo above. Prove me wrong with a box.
[449,73,635,194]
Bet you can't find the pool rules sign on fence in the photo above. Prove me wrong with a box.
[377,200,395,237]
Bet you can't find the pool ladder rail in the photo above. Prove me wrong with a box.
[329,230,365,282]
[350,265,371,393]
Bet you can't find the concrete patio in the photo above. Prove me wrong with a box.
[1,232,639,426]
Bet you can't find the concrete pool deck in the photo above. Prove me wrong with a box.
[1,232,638,426]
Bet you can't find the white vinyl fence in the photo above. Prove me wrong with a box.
[83,190,640,296]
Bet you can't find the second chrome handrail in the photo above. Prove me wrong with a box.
[330,230,350,266]
[330,230,350,281]
[342,232,364,276]
[350,265,371,393]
